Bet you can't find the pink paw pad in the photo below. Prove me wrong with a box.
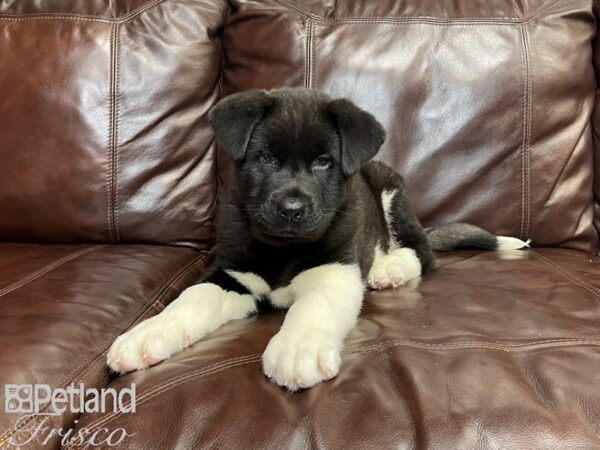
[142,354,163,366]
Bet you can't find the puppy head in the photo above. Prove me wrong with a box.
[210,88,385,244]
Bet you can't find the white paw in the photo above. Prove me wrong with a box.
[368,247,421,290]
[107,313,192,373]
[262,328,342,391]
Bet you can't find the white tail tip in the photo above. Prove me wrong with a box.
[496,236,531,251]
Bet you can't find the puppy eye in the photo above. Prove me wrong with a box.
[259,151,277,165]
[312,155,332,170]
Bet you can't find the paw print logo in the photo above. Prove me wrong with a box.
[4,384,33,413]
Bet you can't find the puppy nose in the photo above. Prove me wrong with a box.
[277,197,306,222]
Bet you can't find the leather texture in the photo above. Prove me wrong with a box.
[592,0,600,255]
[67,249,600,449]
[0,1,158,18]
[0,243,210,449]
[0,0,228,247]
[223,0,599,254]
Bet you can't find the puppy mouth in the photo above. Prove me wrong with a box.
[250,218,324,243]
[258,225,322,239]
[245,206,335,244]
[263,230,317,239]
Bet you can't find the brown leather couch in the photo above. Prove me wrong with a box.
[1,1,600,449]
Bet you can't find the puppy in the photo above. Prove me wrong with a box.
[107,88,529,391]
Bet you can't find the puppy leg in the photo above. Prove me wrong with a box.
[107,267,269,373]
[368,188,434,290]
[262,264,364,391]
[387,188,435,271]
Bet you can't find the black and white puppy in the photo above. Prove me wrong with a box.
[108,88,529,391]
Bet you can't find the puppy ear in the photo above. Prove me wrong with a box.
[209,90,275,162]
[328,99,386,176]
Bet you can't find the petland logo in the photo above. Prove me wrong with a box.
[5,383,136,415]
[3,383,136,447]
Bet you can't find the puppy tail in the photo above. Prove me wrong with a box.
[425,223,531,252]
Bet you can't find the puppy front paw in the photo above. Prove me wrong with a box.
[262,328,342,391]
[368,247,422,289]
[107,314,192,374]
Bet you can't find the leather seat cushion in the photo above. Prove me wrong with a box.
[0,243,210,449]
[69,248,600,449]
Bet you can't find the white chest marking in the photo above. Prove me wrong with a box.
[381,189,399,249]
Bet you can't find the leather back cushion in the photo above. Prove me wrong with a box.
[593,2,600,253]
[223,0,599,253]
[0,1,227,247]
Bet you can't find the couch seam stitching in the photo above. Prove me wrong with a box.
[106,23,117,243]
[113,22,122,242]
[529,251,600,298]
[304,18,313,88]
[318,20,517,26]
[302,19,307,87]
[518,24,526,239]
[270,0,559,25]
[532,251,600,296]
[522,24,532,239]
[347,338,600,354]
[0,0,165,23]
[66,336,600,441]
[0,253,209,442]
[106,23,114,243]
[150,300,165,313]
[0,245,107,299]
